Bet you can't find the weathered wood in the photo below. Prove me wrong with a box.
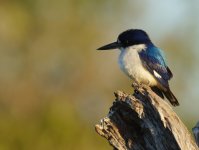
[95,83,198,150]
[193,122,199,147]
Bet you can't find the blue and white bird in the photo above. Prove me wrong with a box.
[97,29,179,106]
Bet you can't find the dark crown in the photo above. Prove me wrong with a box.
[117,29,152,47]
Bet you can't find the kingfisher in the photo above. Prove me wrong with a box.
[97,29,179,106]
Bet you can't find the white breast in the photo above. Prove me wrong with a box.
[118,44,158,86]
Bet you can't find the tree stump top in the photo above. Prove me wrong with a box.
[95,83,198,150]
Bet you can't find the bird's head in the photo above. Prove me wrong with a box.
[97,29,152,50]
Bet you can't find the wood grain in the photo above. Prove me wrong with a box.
[95,83,198,150]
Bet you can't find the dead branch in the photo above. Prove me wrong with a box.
[95,83,198,150]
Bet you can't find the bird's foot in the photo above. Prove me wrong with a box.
[132,81,141,95]
[132,81,144,89]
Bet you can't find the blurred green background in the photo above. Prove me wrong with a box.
[0,0,198,149]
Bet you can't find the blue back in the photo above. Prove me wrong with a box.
[147,45,167,67]
[138,44,173,88]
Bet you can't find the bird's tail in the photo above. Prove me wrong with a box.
[163,88,179,106]
[151,86,179,106]
[151,86,164,99]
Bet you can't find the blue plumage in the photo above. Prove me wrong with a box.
[138,45,173,89]
[97,29,179,106]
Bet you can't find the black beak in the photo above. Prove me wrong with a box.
[97,42,121,50]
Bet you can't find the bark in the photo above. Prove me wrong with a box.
[95,83,198,150]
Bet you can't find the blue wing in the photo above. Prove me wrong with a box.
[138,46,173,89]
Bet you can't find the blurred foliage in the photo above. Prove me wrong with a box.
[0,0,198,149]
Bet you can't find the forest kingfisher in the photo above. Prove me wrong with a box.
[97,29,179,106]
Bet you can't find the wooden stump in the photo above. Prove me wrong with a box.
[95,83,198,150]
